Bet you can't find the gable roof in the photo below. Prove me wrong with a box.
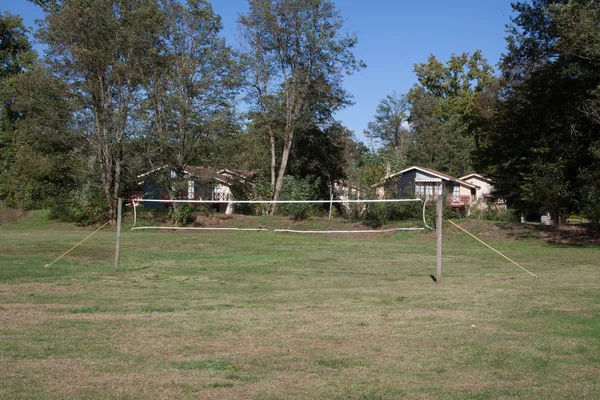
[137,166,255,186]
[391,166,479,189]
[459,173,493,184]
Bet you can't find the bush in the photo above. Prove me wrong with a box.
[170,204,194,227]
[362,203,387,228]
[49,185,107,225]
[582,187,600,230]
[470,205,518,222]
[385,185,422,221]
[278,176,320,220]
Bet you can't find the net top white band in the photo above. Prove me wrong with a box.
[131,198,423,204]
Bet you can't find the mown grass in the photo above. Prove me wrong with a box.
[0,211,599,399]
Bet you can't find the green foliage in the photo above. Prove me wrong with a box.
[362,203,387,229]
[170,204,194,227]
[278,175,320,220]
[406,51,494,177]
[475,0,600,225]
[240,0,364,205]
[1,64,76,211]
[470,206,518,223]
[0,11,36,80]
[143,0,240,198]
[39,0,165,219]
[49,186,108,225]
[365,91,410,154]
[289,122,351,199]
[358,148,406,187]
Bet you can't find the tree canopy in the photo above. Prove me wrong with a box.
[475,0,600,225]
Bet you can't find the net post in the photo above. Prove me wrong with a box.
[114,198,123,272]
[436,195,443,283]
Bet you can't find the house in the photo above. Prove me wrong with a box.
[136,166,254,214]
[459,173,505,210]
[374,166,479,207]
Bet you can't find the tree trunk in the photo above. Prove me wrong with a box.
[268,125,276,188]
[270,129,294,214]
[112,156,121,223]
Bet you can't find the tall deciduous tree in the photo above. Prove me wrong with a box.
[239,0,364,211]
[38,0,163,220]
[1,64,76,211]
[144,0,239,201]
[365,91,410,156]
[406,51,494,177]
[475,0,600,225]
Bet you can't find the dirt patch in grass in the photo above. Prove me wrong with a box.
[0,302,192,330]
[0,207,32,224]
[2,357,339,400]
[0,282,86,297]
[538,224,600,246]
[448,220,600,246]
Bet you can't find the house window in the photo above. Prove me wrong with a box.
[416,182,441,197]
[188,181,195,200]
[426,184,433,197]
[415,183,424,196]
[453,185,460,198]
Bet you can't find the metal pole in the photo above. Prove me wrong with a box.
[436,195,443,283]
[328,190,333,220]
[114,198,123,272]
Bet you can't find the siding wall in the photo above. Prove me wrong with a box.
[397,170,417,197]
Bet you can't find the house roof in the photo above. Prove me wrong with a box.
[375,166,479,189]
[137,166,255,186]
[459,173,493,184]
[185,166,255,185]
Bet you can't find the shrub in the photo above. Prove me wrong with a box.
[278,176,320,220]
[363,203,387,228]
[470,205,518,222]
[170,204,194,227]
[49,185,107,225]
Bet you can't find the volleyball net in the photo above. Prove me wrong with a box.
[128,198,434,233]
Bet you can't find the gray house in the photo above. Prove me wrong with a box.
[375,166,478,207]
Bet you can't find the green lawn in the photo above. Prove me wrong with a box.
[1,211,599,399]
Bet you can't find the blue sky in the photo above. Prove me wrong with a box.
[3,0,515,144]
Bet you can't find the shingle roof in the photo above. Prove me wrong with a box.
[376,166,479,189]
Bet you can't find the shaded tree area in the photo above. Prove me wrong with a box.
[0,12,76,212]
[38,0,165,221]
[474,0,600,226]
[1,1,362,222]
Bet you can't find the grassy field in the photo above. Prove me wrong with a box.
[1,211,599,399]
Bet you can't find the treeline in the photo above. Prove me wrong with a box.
[363,0,600,226]
[1,0,599,227]
[0,0,363,223]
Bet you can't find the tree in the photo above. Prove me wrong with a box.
[38,0,164,220]
[365,91,410,155]
[0,64,76,211]
[0,11,36,81]
[0,11,45,209]
[239,0,364,211]
[406,51,494,177]
[475,0,600,225]
[143,0,239,202]
[289,122,352,199]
